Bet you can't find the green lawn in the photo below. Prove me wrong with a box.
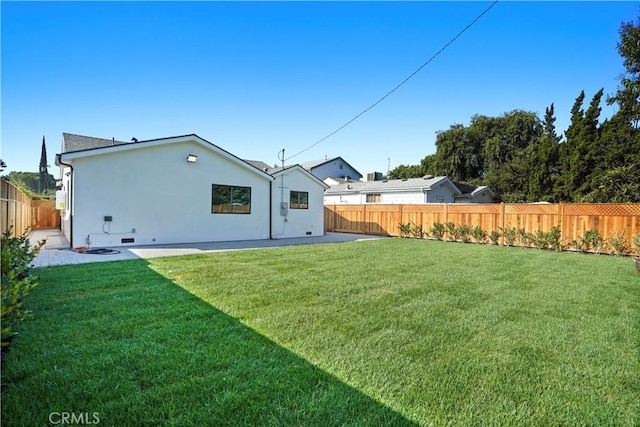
[2,239,639,426]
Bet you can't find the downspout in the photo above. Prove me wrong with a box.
[56,154,74,248]
[269,179,273,239]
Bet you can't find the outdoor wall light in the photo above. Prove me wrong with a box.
[186,154,198,163]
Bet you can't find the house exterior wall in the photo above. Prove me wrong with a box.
[324,191,425,204]
[311,160,361,181]
[324,193,363,204]
[64,141,272,247]
[324,188,460,205]
[271,168,325,238]
[380,191,426,204]
[425,185,456,203]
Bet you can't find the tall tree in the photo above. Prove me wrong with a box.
[607,13,640,128]
[481,110,542,201]
[559,91,586,200]
[527,104,561,201]
[432,123,483,182]
[578,89,605,195]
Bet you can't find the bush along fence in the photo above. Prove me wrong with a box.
[1,228,41,357]
[324,203,640,256]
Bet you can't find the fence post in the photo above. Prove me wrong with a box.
[361,203,367,234]
[500,202,505,246]
[444,202,448,225]
[558,202,564,246]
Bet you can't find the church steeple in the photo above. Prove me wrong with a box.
[39,135,49,193]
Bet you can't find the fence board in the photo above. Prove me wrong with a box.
[0,178,60,236]
[31,199,60,230]
[1,179,31,236]
[324,203,640,254]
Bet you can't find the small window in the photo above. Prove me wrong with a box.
[212,184,251,214]
[366,193,381,203]
[290,191,309,209]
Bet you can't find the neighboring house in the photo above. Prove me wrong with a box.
[301,157,363,182]
[56,133,328,248]
[453,182,496,203]
[323,175,496,205]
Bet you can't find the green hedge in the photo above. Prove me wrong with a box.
[1,228,41,353]
[399,222,640,257]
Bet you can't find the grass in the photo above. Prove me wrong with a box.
[2,238,639,426]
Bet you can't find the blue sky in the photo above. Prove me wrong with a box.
[2,1,638,177]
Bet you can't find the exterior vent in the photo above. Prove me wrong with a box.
[423,174,434,179]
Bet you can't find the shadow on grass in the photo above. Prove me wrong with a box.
[1,260,415,426]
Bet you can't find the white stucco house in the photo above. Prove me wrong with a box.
[56,133,328,248]
[323,175,496,205]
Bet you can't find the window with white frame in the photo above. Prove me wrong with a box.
[366,193,381,203]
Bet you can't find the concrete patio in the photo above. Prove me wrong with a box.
[27,229,387,268]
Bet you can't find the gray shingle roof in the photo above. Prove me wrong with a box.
[324,176,451,194]
[62,133,130,153]
[243,160,273,172]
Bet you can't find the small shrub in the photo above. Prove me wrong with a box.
[500,227,517,247]
[517,228,534,248]
[457,225,472,243]
[1,228,42,352]
[489,230,501,245]
[570,239,586,253]
[398,223,411,238]
[584,230,607,254]
[430,223,446,241]
[409,222,425,239]
[470,226,487,244]
[608,232,629,256]
[533,230,550,250]
[445,222,457,242]
[632,233,640,256]
[548,226,563,252]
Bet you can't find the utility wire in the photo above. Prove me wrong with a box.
[285,0,499,162]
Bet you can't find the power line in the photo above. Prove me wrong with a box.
[285,0,499,162]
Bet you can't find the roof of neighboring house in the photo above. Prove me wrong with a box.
[453,182,496,199]
[324,176,495,200]
[300,157,363,179]
[325,176,454,194]
[453,182,476,195]
[62,133,129,153]
[244,160,273,172]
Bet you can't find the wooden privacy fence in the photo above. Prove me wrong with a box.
[324,203,640,253]
[31,199,60,230]
[0,178,60,236]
